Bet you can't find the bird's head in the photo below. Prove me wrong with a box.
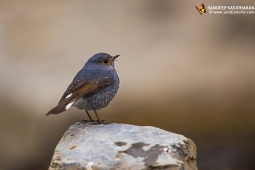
[85,53,119,70]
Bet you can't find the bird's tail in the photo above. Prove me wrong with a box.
[46,100,75,116]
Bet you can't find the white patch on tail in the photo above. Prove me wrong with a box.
[65,101,74,110]
[65,93,72,99]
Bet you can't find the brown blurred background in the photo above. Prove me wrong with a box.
[0,0,255,170]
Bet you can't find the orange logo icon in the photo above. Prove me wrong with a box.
[195,3,207,15]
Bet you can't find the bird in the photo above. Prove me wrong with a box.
[46,53,120,123]
[195,3,206,15]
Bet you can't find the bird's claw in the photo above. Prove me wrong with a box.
[80,119,110,125]
[98,120,111,124]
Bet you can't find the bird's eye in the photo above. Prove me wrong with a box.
[103,59,109,64]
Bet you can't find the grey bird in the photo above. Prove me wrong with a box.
[46,53,120,122]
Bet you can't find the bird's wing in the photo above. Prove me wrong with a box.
[46,77,113,116]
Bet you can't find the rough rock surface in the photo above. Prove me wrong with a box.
[49,122,197,170]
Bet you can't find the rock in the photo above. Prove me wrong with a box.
[49,122,197,170]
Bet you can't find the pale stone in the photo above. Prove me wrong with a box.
[49,122,197,170]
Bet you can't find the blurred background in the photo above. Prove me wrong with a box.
[0,0,255,170]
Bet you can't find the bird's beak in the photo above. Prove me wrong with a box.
[113,55,120,60]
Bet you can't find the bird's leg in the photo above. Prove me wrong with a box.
[93,110,110,124]
[94,110,100,122]
[85,110,93,121]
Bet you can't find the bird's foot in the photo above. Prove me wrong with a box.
[80,119,98,125]
[80,119,110,125]
[98,120,111,124]
[80,119,90,123]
